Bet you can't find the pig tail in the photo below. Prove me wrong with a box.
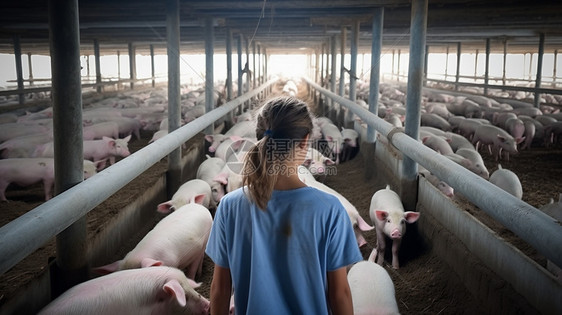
[243,96,313,210]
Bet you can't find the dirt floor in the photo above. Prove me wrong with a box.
[1,82,560,314]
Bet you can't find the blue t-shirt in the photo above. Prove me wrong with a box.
[205,186,363,315]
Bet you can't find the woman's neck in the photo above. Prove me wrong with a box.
[274,170,306,190]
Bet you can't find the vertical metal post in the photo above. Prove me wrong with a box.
[48,0,87,296]
[86,55,90,78]
[553,49,558,86]
[94,39,102,93]
[13,35,24,105]
[391,49,395,79]
[474,49,479,80]
[503,39,508,86]
[117,50,121,90]
[252,40,256,89]
[534,33,545,108]
[403,0,428,210]
[529,53,533,80]
[237,34,243,99]
[257,44,261,92]
[347,20,359,125]
[339,27,346,97]
[128,42,136,89]
[368,7,383,143]
[150,44,155,87]
[320,43,325,86]
[324,39,330,87]
[455,42,461,91]
[484,38,490,95]
[226,27,233,101]
[330,35,337,106]
[397,49,401,81]
[444,45,449,79]
[245,36,250,94]
[166,0,181,197]
[423,44,429,85]
[205,17,215,133]
[315,50,319,89]
[28,53,34,86]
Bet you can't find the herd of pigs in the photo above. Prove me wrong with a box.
[1,78,561,313]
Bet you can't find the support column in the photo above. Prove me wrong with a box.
[397,49,401,81]
[245,36,250,95]
[339,27,346,97]
[94,39,102,93]
[117,50,121,90]
[28,53,34,86]
[367,7,383,144]
[330,35,337,106]
[48,0,87,297]
[534,33,545,108]
[86,55,90,78]
[402,0,428,210]
[320,43,325,86]
[166,0,182,197]
[205,17,215,133]
[484,38,490,95]
[150,44,155,87]
[423,45,429,85]
[237,34,243,99]
[13,35,24,105]
[474,49,479,80]
[529,53,533,80]
[502,39,508,86]
[128,42,136,89]
[252,40,256,89]
[553,49,558,87]
[455,42,461,91]
[444,45,449,79]
[347,20,359,126]
[391,49,395,79]
[226,28,233,101]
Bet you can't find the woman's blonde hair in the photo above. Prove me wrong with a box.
[242,96,313,210]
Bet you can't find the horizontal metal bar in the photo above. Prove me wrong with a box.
[304,76,562,269]
[0,77,276,276]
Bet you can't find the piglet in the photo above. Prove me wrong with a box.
[369,185,420,269]
[39,266,209,315]
[0,158,99,201]
[489,164,523,199]
[196,156,227,207]
[157,179,212,211]
[94,202,213,279]
[303,147,335,176]
[472,124,524,161]
[348,261,400,315]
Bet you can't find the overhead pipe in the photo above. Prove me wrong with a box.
[0,78,277,276]
[303,76,562,270]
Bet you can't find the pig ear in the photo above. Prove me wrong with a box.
[123,135,132,142]
[213,173,229,185]
[404,211,420,223]
[326,135,333,142]
[186,278,202,289]
[229,135,243,142]
[157,201,173,214]
[302,158,312,167]
[92,260,121,275]
[94,159,107,171]
[516,137,525,144]
[141,258,163,268]
[422,136,430,144]
[497,134,506,142]
[191,193,207,205]
[324,158,336,166]
[162,279,187,307]
[356,215,375,231]
[375,210,389,222]
[205,135,214,143]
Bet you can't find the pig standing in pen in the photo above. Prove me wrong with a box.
[369,185,420,269]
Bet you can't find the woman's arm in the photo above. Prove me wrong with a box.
[327,266,354,315]
[210,264,232,315]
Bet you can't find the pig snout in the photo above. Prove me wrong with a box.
[390,228,402,239]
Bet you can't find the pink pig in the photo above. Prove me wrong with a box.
[157,179,212,211]
[34,136,131,166]
[369,185,420,269]
[39,266,209,315]
[472,124,524,161]
[0,158,99,201]
[94,202,213,280]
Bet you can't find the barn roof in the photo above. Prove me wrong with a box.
[0,0,561,56]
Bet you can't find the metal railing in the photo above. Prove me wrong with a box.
[303,76,562,269]
[0,77,277,275]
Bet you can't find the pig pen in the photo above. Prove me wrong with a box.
[0,81,560,314]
